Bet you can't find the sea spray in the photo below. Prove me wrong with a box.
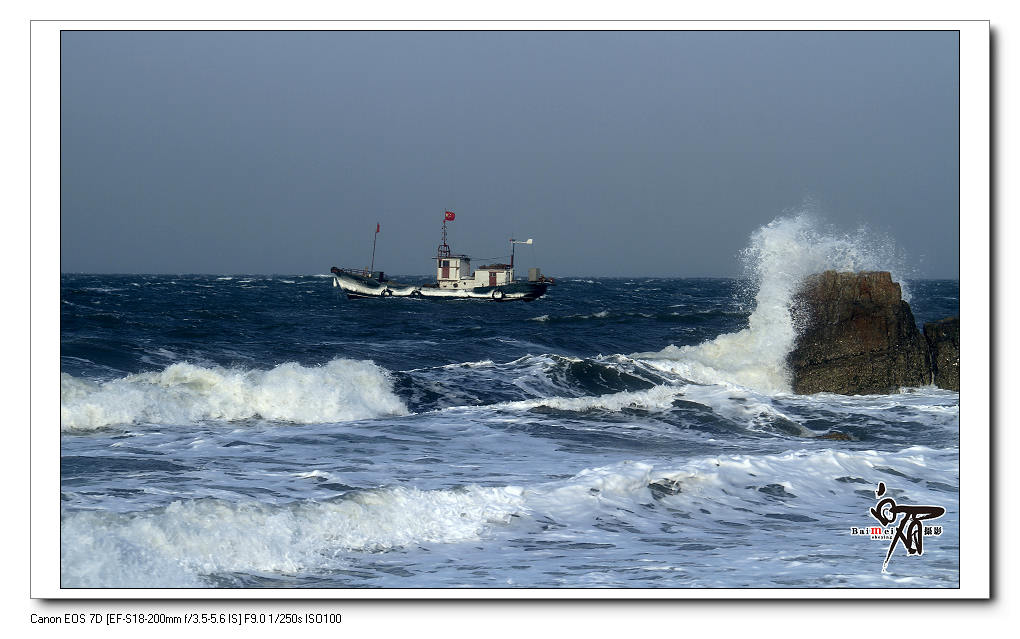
[60,357,408,431]
[633,214,908,393]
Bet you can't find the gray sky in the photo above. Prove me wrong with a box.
[60,30,959,277]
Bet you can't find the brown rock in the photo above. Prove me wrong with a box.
[924,316,960,391]
[817,431,853,441]
[788,271,931,395]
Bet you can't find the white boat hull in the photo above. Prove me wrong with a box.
[332,273,548,302]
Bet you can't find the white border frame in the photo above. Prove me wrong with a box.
[31,19,990,599]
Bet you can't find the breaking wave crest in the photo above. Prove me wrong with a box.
[60,358,408,431]
[61,484,526,588]
[634,214,907,393]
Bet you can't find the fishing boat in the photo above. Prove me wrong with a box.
[330,211,554,301]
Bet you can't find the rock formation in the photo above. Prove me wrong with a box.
[924,316,960,391]
[817,431,853,441]
[787,271,932,395]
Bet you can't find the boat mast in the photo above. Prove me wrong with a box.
[438,210,453,258]
[370,222,380,272]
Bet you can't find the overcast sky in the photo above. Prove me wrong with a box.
[60,30,959,277]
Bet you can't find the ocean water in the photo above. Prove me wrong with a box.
[60,217,960,589]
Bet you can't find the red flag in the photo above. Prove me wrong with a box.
[445,211,456,221]
[376,223,380,233]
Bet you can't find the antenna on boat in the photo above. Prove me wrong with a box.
[509,238,533,272]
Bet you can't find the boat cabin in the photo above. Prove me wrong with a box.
[473,264,512,287]
[433,255,513,289]
[435,255,468,289]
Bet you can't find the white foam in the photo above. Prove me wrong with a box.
[653,446,957,513]
[634,214,909,393]
[61,484,526,587]
[520,447,958,547]
[60,446,957,587]
[498,385,683,413]
[294,470,334,480]
[679,383,815,436]
[60,358,408,431]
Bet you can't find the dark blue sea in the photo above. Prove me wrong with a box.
[60,224,960,590]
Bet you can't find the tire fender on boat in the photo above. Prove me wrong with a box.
[381,289,393,297]
[410,290,422,297]
[491,289,505,300]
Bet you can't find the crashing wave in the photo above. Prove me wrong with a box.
[634,214,906,393]
[60,358,408,431]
